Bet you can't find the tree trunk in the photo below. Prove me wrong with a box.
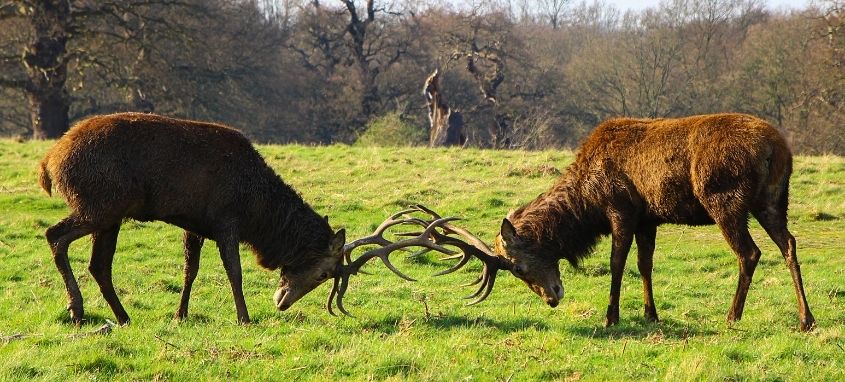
[27,89,69,139]
[423,69,464,147]
[25,0,71,139]
[360,70,379,118]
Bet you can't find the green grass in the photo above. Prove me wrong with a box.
[1,140,843,381]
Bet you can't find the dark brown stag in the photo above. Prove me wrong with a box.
[449,114,816,331]
[39,113,464,325]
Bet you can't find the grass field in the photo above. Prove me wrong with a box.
[0,140,843,381]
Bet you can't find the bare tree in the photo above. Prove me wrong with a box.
[433,8,517,148]
[536,0,568,29]
[340,0,410,119]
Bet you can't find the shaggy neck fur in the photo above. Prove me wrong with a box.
[240,171,333,271]
[510,164,611,267]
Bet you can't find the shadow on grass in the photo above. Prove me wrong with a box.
[364,313,550,334]
[170,312,214,325]
[55,311,114,327]
[566,316,718,339]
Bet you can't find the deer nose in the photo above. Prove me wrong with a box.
[553,284,563,299]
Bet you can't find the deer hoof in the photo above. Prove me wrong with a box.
[800,315,816,332]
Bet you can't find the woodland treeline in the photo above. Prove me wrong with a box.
[1,0,844,153]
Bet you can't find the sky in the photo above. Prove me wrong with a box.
[604,0,814,12]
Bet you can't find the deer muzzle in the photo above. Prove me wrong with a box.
[274,286,299,311]
[544,281,564,308]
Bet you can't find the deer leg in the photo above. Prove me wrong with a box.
[175,231,204,321]
[215,225,250,324]
[46,215,95,325]
[635,225,659,322]
[88,224,130,325]
[606,226,634,327]
[753,209,815,331]
[715,216,761,324]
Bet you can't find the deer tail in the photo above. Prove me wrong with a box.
[38,157,52,196]
[762,137,793,211]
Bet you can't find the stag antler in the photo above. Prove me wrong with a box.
[327,210,459,317]
[404,204,510,305]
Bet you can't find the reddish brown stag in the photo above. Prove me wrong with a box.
[38,112,453,325]
[449,114,815,331]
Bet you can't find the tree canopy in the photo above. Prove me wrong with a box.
[1,0,843,153]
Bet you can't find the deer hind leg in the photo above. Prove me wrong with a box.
[46,215,96,325]
[635,225,659,322]
[753,207,815,331]
[88,224,131,325]
[176,231,204,321]
[713,214,762,324]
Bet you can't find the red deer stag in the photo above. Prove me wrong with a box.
[38,113,455,325]
[446,114,816,331]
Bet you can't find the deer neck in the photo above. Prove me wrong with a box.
[242,179,333,271]
[515,175,610,266]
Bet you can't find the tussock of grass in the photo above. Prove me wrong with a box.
[0,140,843,380]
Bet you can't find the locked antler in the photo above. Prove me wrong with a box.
[327,209,458,316]
[327,205,510,316]
[403,204,509,305]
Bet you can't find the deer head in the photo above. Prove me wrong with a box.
[409,205,563,308]
[494,218,564,307]
[273,229,346,311]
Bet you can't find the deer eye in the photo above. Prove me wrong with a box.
[513,264,526,276]
[318,272,329,281]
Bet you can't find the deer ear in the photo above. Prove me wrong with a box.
[500,218,518,243]
[331,229,346,255]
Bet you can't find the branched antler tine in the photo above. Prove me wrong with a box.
[432,250,473,276]
[392,218,434,237]
[391,218,458,279]
[440,224,496,254]
[461,274,483,287]
[467,271,497,305]
[335,273,353,317]
[409,204,454,233]
[380,256,416,281]
[329,213,463,317]
[344,217,460,278]
[464,268,490,299]
[341,208,422,254]
[342,251,371,275]
[410,205,503,305]
[330,205,508,316]
[373,210,425,235]
[413,204,498,257]
[423,229,492,275]
[326,275,341,317]
[391,207,421,219]
[412,204,443,219]
[439,253,465,261]
[411,204,464,235]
